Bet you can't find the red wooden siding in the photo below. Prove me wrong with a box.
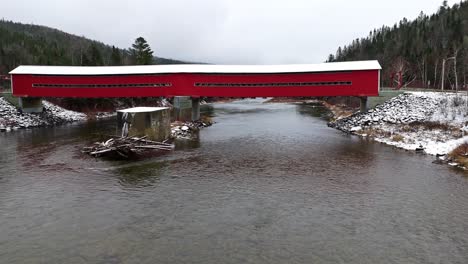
[11,70,380,98]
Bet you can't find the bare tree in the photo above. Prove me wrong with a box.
[441,49,459,91]
[391,57,414,89]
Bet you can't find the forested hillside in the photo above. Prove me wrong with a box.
[328,1,468,90]
[0,20,191,75]
[0,20,199,110]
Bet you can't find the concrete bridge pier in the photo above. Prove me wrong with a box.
[173,96,201,122]
[19,97,43,113]
[359,97,368,113]
[191,97,201,121]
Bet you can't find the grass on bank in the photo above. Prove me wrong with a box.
[200,115,213,125]
[392,134,405,142]
[401,121,464,138]
[356,127,392,139]
[449,143,468,169]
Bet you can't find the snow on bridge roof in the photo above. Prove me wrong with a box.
[10,60,381,76]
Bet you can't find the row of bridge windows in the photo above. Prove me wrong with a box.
[32,81,352,88]
[194,81,352,87]
[32,83,172,88]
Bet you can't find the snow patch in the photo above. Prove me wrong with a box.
[0,97,86,130]
[330,92,468,156]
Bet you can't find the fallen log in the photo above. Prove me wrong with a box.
[83,136,174,159]
[130,137,174,147]
[133,145,174,150]
[90,148,115,156]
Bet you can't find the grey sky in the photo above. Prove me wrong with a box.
[2,0,454,64]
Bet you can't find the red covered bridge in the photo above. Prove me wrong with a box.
[10,61,381,98]
[9,61,381,116]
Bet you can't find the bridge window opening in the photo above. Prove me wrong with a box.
[32,83,172,88]
[194,81,352,87]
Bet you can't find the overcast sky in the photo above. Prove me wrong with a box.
[2,0,455,64]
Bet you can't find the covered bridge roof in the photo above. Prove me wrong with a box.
[9,61,381,76]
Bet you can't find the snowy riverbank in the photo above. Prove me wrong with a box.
[0,95,213,140]
[171,118,214,139]
[0,97,87,131]
[329,92,468,170]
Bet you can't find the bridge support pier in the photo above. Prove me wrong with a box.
[359,96,368,113]
[19,97,43,113]
[191,97,200,121]
[173,96,200,122]
[117,107,171,142]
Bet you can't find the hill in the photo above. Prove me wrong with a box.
[0,19,197,75]
[328,1,468,90]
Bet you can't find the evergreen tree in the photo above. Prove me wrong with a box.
[129,37,154,65]
[110,46,122,66]
[0,20,189,74]
[88,44,103,66]
[331,0,468,89]
[81,52,92,66]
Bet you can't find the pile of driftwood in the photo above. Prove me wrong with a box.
[82,136,174,159]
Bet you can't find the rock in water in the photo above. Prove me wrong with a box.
[414,144,425,152]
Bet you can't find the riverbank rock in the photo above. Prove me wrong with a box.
[329,93,440,132]
[0,97,86,131]
[171,119,214,139]
[328,92,468,158]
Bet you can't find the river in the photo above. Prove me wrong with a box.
[1,99,467,263]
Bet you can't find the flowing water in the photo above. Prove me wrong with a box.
[1,99,467,264]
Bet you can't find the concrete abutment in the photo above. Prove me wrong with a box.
[19,97,43,113]
[359,97,368,113]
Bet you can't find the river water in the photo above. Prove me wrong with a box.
[1,99,467,263]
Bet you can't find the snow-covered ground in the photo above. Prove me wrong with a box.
[0,97,86,130]
[0,96,173,131]
[171,120,213,139]
[42,101,87,122]
[329,92,468,165]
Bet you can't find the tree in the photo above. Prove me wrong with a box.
[391,57,415,89]
[336,47,343,60]
[328,0,468,89]
[110,46,122,66]
[89,44,104,66]
[82,44,103,66]
[439,0,449,13]
[129,37,154,65]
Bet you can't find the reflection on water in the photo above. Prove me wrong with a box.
[295,102,331,118]
[116,161,165,187]
[1,99,468,264]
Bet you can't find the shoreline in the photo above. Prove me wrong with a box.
[0,96,213,140]
[0,96,172,131]
[0,97,89,131]
[2,94,467,170]
[170,117,214,140]
[326,92,468,171]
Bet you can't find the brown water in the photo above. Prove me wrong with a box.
[1,99,467,264]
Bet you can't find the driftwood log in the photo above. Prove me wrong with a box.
[82,136,174,159]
